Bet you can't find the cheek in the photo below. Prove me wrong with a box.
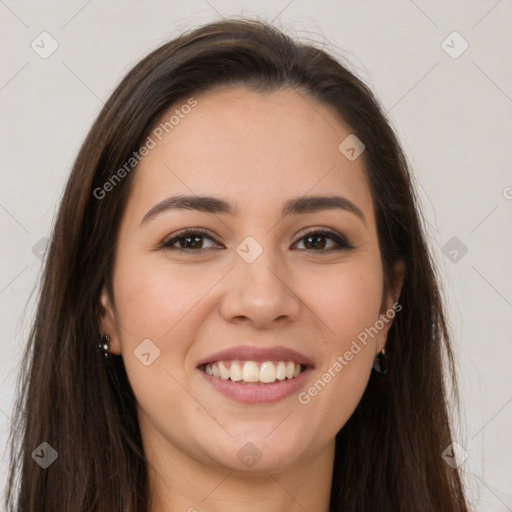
[113,256,204,340]
[302,258,384,348]
[111,257,209,437]
[295,258,383,422]
[112,254,225,391]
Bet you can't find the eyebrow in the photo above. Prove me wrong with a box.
[140,194,366,226]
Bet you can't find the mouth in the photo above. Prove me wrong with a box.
[196,345,314,404]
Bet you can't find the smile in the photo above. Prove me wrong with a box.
[197,344,314,404]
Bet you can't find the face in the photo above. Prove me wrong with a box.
[99,86,403,476]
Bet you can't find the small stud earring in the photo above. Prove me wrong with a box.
[98,334,111,359]
[372,347,388,374]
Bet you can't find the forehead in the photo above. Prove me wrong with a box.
[128,86,374,222]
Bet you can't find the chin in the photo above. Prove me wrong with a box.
[198,425,310,473]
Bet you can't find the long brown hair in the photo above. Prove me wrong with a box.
[5,17,469,511]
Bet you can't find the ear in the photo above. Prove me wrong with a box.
[376,260,405,352]
[98,285,122,355]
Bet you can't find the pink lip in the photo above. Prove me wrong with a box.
[196,345,315,367]
[196,344,315,405]
[199,366,313,404]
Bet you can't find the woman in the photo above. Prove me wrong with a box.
[4,18,470,512]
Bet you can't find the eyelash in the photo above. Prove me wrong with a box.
[160,227,355,254]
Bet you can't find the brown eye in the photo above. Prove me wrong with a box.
[161,229,219,251]
[292,229,353,252]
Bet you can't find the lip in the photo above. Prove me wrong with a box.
[196,344,316,368]
[199,366,313,404]
[196,344,315,405]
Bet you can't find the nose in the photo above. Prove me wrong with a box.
[219,246,301,329]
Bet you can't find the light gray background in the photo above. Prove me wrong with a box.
[1,1,511,510]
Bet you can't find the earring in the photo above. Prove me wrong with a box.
[98,334,111,359]
[372,347,388,374]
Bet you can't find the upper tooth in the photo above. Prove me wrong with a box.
[286,361,295,379]
[218,361,229,380]
[229,362,243,381]
[242,361,259,382]
[259,361,276,383]
[276,361,287,380]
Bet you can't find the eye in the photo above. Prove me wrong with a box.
[161,228,219,252]
[292,228,354,252]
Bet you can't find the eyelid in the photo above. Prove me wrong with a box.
[293,226,350,244]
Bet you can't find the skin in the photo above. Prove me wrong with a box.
[99,85,404,512]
